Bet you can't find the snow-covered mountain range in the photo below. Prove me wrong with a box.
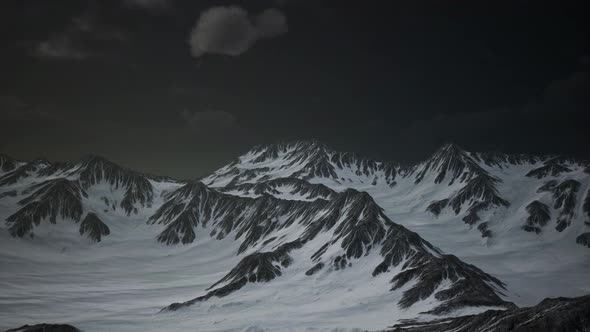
[0,141,588,331]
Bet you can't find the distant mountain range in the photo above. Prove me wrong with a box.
[1,141,588,331]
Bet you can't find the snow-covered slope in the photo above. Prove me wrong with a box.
[204,141,590,304]
[0,142,589,331]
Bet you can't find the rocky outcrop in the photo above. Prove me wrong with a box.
[222,177,336,200]
[372,225,511,314]
[417,145,509,230]
[415,143,485,185]
[584,189,590,219]
[389,295,590,332]
[471,151,539,168]
[522,200,551,233]
[331,152,397,185]
[79,213,110,242]
[0,159,53,186]
[426,199,449,217]
[538,179,581,232]
[159,182,513,314]
[6,179,87,238]
[206,140,398,188]
[449,174,509,213]
[6,324,80,332]
[78,155,154,215]
[166,240,306,310]
[0,153,20,174]
[526,157,573,179]
[577,233,590,248]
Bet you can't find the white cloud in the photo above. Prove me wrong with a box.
[189,6,288,58]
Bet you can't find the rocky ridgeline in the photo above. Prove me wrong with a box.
[157,182,513,314]
[220,177,336,200]
[536,179,581,232]
[389,295,590,332]
[206,140,398,187]
[420,144,509,237]
[0,154,22,174]
[0,154,173,241]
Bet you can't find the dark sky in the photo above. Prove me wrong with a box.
[1,0,589,179]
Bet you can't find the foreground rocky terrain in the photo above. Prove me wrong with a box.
[390,295,590,332]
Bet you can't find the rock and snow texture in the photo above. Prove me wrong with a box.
[0,141,589,331]
[390,294,590,332]
[154,182,513,315]
[5,324,80,332]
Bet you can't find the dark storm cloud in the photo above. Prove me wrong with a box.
[189,6,287,57]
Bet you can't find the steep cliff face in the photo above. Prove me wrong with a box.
[204,140,399,188]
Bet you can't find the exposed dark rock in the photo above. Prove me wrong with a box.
[477,222,492,238]
[330,152,397,186]
[522,200,551,233]
[389,295,590,332]
[216,140,398,187]
[158,182,513,314]
[330,190,387,259]
[537,179,558,193]
[293,154,338,180]
[305,262,324,275]
[426,199,448,217]
[420,167,509,231]
[0,153,20,174]
[78,155,154,215]
[6,179,87,238]
[0,159,52,186]
[5,324,80,332]
[584,189,590,219]
[577,233,590,248]
[472,152,539,168]
[415,143,485,185]
[449,174,509,214]
[222,177,336,200]
[526,157,572,179]
[373,225,512,314]
[79,213,110,242]
[164,240,305,310]
[462,201,489,226]
[0,189,17,199]
[539,180,581,232]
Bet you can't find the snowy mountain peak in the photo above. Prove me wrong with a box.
[157,181,514,315]
[6,178,87,238]
[1,142,589,331]
[205,139,398,188]
[415,142,483,185]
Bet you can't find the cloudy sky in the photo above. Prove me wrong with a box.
[1,0,589,178]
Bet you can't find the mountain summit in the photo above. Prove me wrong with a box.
[0,142,588,331]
